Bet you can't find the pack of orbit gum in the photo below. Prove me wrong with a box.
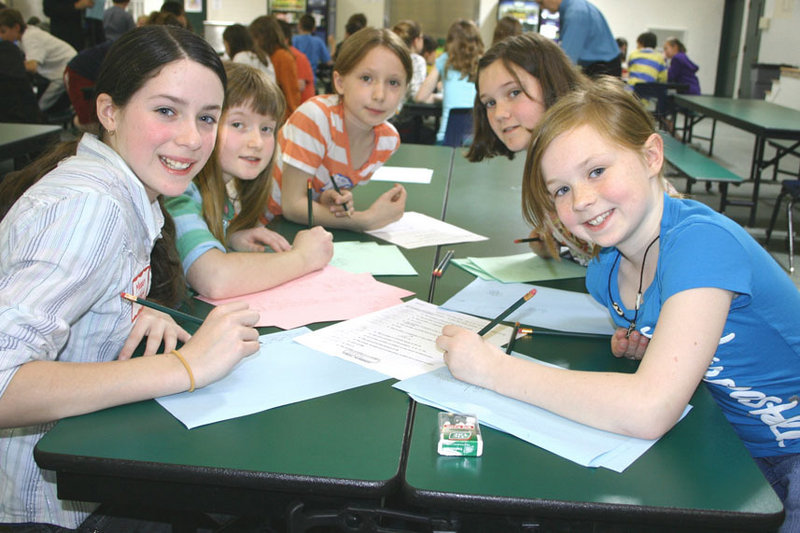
[437,412,483,457]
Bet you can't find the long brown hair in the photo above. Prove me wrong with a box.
[334,27,412,87]
[467,32,587,162]
[194,62,286,245]
[443,19,483,82]
[0,26,226,306]
[249,15,289,56]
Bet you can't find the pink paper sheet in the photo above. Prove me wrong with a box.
[197,266,414,329]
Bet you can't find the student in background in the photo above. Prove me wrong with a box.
[391,19,427,103]
[103,0,135,42]
[250,15,301,116]
[0,25,260,530]
[223,23,276,82]
[627,31,667,86]
[278,18,315,103]
[165,63,332,299]
[415,19,484,144]
[293,13,331,87]
[330,12,366,61]
[439,79,800,532]
[0,34,41,123]
[421,34,438,67]
[492,15,522,46]
[466,32,593,265]
[536,0,621,77]
[0,8,76,116]
[160,0,189,30]
[270,27,410,231]
[664,36,700,95]
[42,0,90,51]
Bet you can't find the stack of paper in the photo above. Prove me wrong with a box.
[441,278,616,335]
[365,212,488,249]
[294,299,513,380]
[330,241,417,276]
[157,328,388,429]
[395,363,691,472]
[454,252,586,283]
[198,265,414,329]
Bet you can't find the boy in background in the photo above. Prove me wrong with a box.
[0,8,76,115]
[627,31,667,85]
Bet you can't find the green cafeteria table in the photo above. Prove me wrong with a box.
[33,145,784,532]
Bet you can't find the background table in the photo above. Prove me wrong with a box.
[0,122,61,171]
[673,95,800,226]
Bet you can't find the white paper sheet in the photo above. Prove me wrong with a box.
[370,166,434,184]
[441,278,616,335]
[365,212,488,249]
[293,299,512,380]
[156,328,388,429]
[395,361,691,472]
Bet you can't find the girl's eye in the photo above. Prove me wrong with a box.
[589,167,605,178]
[552,186,570,198]
[200,114,218,125]
[261,125,273,134]
[509,89,521,98]
[360,75,371,83]
[156,107,175,117]
[388,79,400,87]
[482,99,496,109]
[231,121,243,129]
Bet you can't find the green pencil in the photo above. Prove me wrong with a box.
[330,178,350,214]
[478,288,537,336]
[121,292,204,325]
[307,179,313,228]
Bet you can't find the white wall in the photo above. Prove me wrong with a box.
[592,0,724,96]
[759,0,800,66]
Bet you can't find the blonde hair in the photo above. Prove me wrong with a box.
[195,62,286,244]
[444,19,484,83]
[522,77,661,248]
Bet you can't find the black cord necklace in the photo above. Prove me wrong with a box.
[608,235,660,338]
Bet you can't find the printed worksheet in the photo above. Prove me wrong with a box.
[365,212,488,249]
[294,299,511,379]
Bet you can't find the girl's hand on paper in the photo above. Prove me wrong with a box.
[363,184,406,231]
[611,327,649,360]
[229,226,291,253]
[119,307,190,360]
[320,187,354,217]
[179,302,260,388]
[292,225,334,271]
[437,325,505,389]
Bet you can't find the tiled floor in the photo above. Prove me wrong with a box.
[662,119,800,288]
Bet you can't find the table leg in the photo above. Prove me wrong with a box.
[748,135,766,227]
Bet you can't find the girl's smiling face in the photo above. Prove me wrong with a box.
[99,58,224,201]
[479,60,547,154]
[541,124,664,254]
[333,45,408,133]
[217,104,277,183]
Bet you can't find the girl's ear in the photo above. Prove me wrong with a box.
[643,132,664,176]
[96,93,118,133]
[332,70,344,96]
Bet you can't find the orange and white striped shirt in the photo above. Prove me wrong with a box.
[268,94,400,217]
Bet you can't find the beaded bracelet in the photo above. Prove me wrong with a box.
[170,349,195,393]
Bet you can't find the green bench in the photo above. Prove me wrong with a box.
[661,133,743,212]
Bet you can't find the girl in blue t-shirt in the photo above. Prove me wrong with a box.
[437,78,800,530]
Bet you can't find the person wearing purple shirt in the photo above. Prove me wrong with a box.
[664,36,701,95]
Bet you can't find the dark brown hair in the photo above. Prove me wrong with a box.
[249,15,289,55]
[467,32,587,162]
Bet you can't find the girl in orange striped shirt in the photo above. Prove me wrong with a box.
[270,27,412,231]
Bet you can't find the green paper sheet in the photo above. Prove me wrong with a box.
[330,241,418,276]
[454,252,585,282]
